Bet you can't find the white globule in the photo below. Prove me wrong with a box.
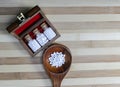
[49,52,65,68]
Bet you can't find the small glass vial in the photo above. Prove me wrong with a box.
[41,23,56,40]
[24,34,41,52]
[33,28,48,46]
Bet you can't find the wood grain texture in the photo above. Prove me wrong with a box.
[1,0,120,87]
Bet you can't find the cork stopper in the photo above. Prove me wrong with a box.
[24,34,32,42]
[33,28,40,35]
[41,23,48,30]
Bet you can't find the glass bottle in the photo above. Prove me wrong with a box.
[33,28,48,46]
[24,34,41,52]
[41,23,56,40]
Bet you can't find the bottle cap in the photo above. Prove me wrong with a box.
[24,34,32,42]
[33,28,40,35]
[41,23,48,29]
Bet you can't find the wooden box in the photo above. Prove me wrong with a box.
[6,5,60,56]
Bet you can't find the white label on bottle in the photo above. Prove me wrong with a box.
[44,27,56,40]
[36,34,48,46]
[28,39,41,52]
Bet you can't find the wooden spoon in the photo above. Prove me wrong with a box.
[42,43,72,87]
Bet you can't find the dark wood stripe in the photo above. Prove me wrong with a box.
[2,21,120,33]
[0,41,91,50]
[4,21,120,32]
[1,55,120,65]
[3,40,120,50]
[42,7,120,14]
[72,55,120,63]
[67,70,120,78]
[62,85,91,87]
[88,84,120,87]
[0,7,30,15]
[0,42,24,50]
[0,72,20,80]
[59,41,120,48]
[0,72,48,80]
[19,72,49,79]
[0,57,42,65]
[1,70,120,80]
[63,85,120,87]
[19,70,120,79]
[62,85,92,87]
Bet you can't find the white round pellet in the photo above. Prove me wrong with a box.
[48,52,65,68]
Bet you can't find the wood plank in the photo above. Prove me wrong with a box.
[0,85,120,87]
[1,55,120,64]
[0,64,45,72]
[0,21,120,35]
[3,14,120,23]
[0,57,41,64]
[30,14,120,22]
[0,42,23,50]
[78,33,120,41]
[0,73,20,80]
[3,47,120,57]
[3,6,120,15]
[72,55,120,63]
[63,77,120,85]
[57,33,120,41]
[3,21,120,34]
[3,32,120,42]
[41,7,120,14]
[5,85,120,87]
[0,7,29,15]
[1,63,120,72]
[3,41,120,50]
[1,0,120,7]
[93,84,120,87]
[53,22,120,30]
[0,79,51,86]
[67,70,120,78]
[2,22,120,34]
[2,70,120,80]
[71,62,120,71]
[1,77,120,86]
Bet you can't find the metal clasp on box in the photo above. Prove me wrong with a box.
[17,13,26,22]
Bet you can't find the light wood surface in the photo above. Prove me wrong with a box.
[1,0,120,87]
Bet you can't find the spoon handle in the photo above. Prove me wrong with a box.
[53,77,62,87]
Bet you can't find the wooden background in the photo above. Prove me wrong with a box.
[1,0,120,87]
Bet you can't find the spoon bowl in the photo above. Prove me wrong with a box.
[42,43,72,87]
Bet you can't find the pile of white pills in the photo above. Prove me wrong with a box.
[49,52,65,68]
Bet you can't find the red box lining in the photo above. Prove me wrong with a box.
[14,13,42,35]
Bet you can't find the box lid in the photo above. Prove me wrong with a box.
[7,6,40,34]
